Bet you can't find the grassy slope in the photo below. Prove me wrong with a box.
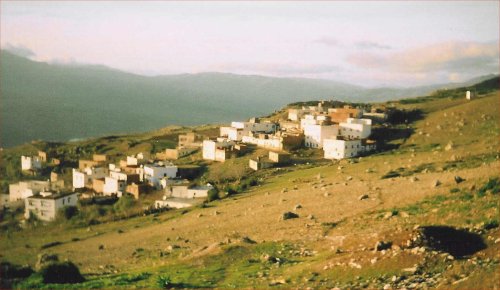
[1,92,499,288]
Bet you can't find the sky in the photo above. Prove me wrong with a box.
[1,1,499,87]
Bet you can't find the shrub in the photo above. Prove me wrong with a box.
[207,188,219,202]
[0,261,34,279]
[157,275,172,289]
[58,206,78,220]
[113,194,136,214]
[40,261,84,284]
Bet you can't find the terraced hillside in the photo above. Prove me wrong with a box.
[1,91,499,289]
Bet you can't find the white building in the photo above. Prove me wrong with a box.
[72,169,87,189]
[25,192,79,222]
[72,167,107,189]
[21,156,42,171]
[339,118,372,139]
[466,90,474,100]
[103,177,127,196]
[155,197,198,209]
[144,163,178,189]
[9,180,50,202]
[202,139,235,162]
[126,155,138,166]
[221,121,277,141]
[109,170,128,181]
[303,125,339,149]
[168,184,213,199]
[323,138,376,159]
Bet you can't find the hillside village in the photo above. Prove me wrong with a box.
[2,98,390,221]
[0,84,499,289]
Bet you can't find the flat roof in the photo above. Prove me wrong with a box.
[29,192,78,200]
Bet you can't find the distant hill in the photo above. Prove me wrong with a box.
[1,50,497,147]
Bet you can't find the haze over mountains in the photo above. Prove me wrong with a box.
[0,50,496,148]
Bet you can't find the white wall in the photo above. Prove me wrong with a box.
[339,118,372,139]
[25,193,78,221]
[304,125,339,149]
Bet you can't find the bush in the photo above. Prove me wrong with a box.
[113,194,136,214]
[0,261,34,279]
[40,261,84,284]
[58,206,78,220]
[207,189,219,202]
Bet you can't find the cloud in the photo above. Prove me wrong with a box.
[2,43,36,58]
[313,36,340,47]
[354,41,391,50]
[347,41,499,74]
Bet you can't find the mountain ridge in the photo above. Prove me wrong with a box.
[1,50,497,148]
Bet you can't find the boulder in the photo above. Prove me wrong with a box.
[358,194,369,200]
[281,212,299,220]
[35,253,59,271]
[454,176,465,184]
[374,241,393,251]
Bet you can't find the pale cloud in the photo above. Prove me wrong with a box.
[354,41,391,50]
[347,41,499,73]
[313,36,341,47]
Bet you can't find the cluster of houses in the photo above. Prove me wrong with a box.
[2,132,217,222]
[201,102,382,169]
[3,101,388,222]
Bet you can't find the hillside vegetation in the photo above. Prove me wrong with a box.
[0,84,499,288]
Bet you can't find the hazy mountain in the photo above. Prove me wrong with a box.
[1,50,496,147]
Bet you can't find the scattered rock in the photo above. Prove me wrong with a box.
[98,244,105,250]
[281,212,299,220]
[167,244,180,251]
[383,212,395,219]
[240,236,257,244]
[431,180,441,188]
[358,194,369,200]
[403,266,418,274]
[346,176,353,181]
[410,176,419,182]
[324,192,331,197]
[281,188,288,193]
[445,141,454,151]
[36,253,59,271]
[454,176,465,184]
[307,214,315,220]
[269,278,286,286]
[400,211,410,218]
[294,204,302,210]
[374,241,393,251]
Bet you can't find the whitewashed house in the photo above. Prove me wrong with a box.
[25,192,79,222]
[168,184,213,198]
[202,139,235,162]
[72,167,107,189]
[155,197,198,209]
[9,180,50,202]
[339,118,372,139]
[21,156,42,171]
[303,124,339,149]
[103,177,127,196]
[144,163,178,189]
[323,138,376,159]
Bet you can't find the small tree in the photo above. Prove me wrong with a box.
[207,188,220,202]
[40,261,84,284]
